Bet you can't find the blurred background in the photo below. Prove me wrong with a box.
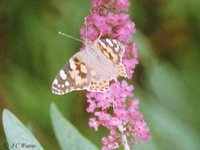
[0,0,200,149]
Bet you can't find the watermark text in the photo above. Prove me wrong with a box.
[3,142,37,149]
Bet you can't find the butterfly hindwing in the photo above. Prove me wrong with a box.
[89,78,110,92]
[52,51,91,95]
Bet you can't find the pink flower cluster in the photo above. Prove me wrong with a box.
[87,81,151,150]
[80,0,151,149]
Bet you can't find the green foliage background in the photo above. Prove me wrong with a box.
[0,0,200,149]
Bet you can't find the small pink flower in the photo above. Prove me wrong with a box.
[86,99,96,112]
[102,135,120,150]
[106,13,120,26]
[93,14,106,27]
[95,111,111,123]
[123,59,137,79]
[89,118,99,131]
[117,27,132,42]
[121,80,134,96]
[96,93,113,110]
[134,121,152,141]
[109,117,122,127]
[114,108,128,121]
[130,99,139,110]
[116,0,130,11]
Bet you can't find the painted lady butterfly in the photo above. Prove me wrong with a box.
[52,38,127,95]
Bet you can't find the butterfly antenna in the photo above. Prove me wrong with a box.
[84,17,88,44]
[58,31,84,43]
[97,32,102,40]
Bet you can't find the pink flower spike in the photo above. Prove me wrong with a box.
[80,0,151,149]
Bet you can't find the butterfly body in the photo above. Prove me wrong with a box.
[52,38,127,95]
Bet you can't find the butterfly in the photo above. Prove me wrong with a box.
[52,38,127,95]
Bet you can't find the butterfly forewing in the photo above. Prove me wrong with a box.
[97,39,125,65]
[52,51,91,95]
[97,39,127,78]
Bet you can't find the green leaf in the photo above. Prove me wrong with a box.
[144,101,199,150]
[50,103,98,150]
[2,109,43,150]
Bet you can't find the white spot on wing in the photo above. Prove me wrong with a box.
[65,81,69,86]
[80,64,87,73]
[52,86,57,90]
[69,59,76,70]
[99,40,107,49]
[60,70,67,80]
[113,39,117,44]
[57,92,61,95]
[106,39,113,47]
[115,47,119,52]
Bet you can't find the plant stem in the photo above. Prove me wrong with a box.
[118,125,130,150]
